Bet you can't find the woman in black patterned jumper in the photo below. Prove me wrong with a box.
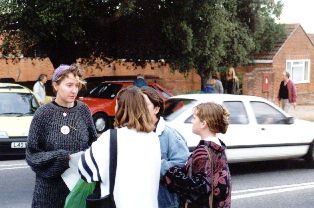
[26,65,98,208]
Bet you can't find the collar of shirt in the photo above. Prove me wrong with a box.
[203,136,221,146]
[155,117,166,136]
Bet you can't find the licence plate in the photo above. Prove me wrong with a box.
[11,142,26,148]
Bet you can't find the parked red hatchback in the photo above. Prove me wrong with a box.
[78,81,173,133]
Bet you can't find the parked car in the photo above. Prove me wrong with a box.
[164,93,314,166]
[0,83,39,157]
[79,80,173,133]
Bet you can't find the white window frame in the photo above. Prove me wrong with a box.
[285,59,310,84]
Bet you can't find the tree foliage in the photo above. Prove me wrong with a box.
[0,0,285,89]
[162,0,237,87]
[0,0,140,65]
[237,0,285,53]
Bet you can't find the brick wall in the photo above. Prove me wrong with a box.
[0,58,54,82]
[243,67,274,100]
[78,58,201,95]
[0,57,201,95]
[236,64,274,101]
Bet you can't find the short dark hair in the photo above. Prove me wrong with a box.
[285,71,290,78]
[38,74,47,81]
[141,86,164,119]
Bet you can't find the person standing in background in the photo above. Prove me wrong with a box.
[141,86,190,208]
[205,72,224,94]
[26,65,98,208]
[33,74,48,105]
[225,67,239,94]
[134,74,148,87]
[277,71,297,112]
[212,73,224,94]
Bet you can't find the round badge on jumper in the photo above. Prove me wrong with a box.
[61,125,70,135]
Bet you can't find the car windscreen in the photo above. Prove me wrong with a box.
[0,92,39,115]
[88,83,123,99]
[164,98,197,121]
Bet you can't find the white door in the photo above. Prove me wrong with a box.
[220,101,263,163]
[249,101,307,160]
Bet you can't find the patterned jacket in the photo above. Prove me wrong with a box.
[164,140,231,208]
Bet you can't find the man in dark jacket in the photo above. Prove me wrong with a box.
[277,71,297,112]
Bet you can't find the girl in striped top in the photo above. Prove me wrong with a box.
[78,86,161,208]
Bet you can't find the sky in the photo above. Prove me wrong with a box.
[278,0,314,34]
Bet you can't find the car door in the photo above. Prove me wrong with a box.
[249,100,306,160]
[220,100,264,163]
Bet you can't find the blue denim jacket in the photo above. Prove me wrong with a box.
[156,117,190,208]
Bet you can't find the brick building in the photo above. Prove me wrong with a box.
[236,24,314,104]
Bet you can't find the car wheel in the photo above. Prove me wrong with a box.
[93,113,109,134]
[305,140,314,168]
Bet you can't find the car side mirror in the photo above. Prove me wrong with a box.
[31,97,39,112]
[284,116,294,124]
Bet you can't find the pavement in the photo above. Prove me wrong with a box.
[288,104,314,121]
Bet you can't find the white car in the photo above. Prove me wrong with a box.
[0,83,39,157]
[164,94,314,165]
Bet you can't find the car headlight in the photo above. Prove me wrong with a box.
[0,131,9,139]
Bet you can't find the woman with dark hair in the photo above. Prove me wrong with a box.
[79,86,161,208]
[26,64,98,208]
[141,86,190,208]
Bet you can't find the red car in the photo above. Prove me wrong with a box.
[78,81,173,133]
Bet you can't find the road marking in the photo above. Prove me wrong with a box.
[0,166,29,171]
[0,163,27,167]
[0,163,29,171]
[232,182,314,200]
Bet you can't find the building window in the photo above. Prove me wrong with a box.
[286,59,310,83]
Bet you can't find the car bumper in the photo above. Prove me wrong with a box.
[0,137,27,156]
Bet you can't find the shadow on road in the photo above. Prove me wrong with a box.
[0,155,26,161]
[229,159,311,175]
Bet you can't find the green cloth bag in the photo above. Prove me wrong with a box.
[64,179,96,208]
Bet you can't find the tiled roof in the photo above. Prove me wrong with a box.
[308,33,314,45]
[254,24,300,60]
